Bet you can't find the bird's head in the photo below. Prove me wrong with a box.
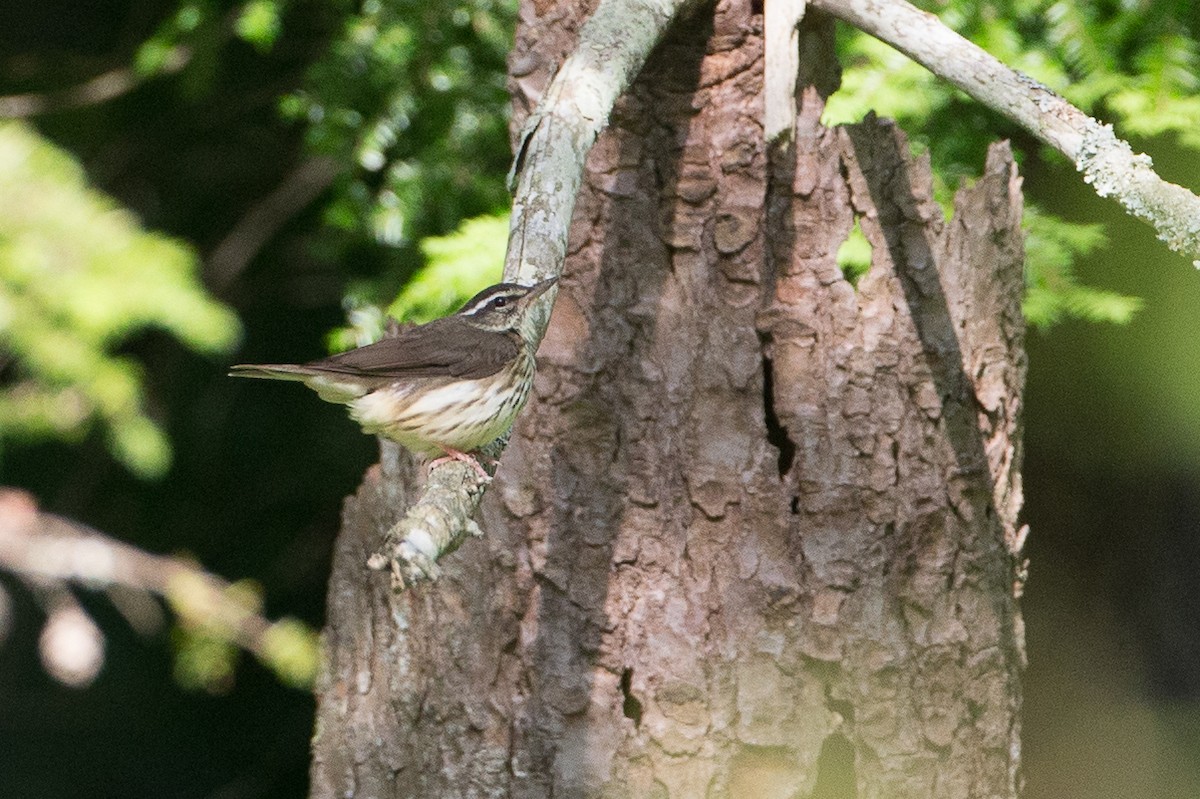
[456,277,558,339]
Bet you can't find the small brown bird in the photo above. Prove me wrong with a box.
[230,277,557,478]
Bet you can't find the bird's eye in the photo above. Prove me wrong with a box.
[492,297,508,309]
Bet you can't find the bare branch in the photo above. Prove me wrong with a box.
[0,5,252,120]
[812,0,1200,265]
[207,156,342,292]
[0,487,316,687]
[0,47,192,118]
[367,0,698,589]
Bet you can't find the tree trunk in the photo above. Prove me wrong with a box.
[310,3,1027,798]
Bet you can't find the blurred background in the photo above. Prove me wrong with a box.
[2,0,1199,797]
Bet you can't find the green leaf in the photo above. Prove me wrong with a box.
[258,619,321,689]
[171,624,239,694]
[1023,206,1142,327]
[134,1,211,76]
[387,212,508,323]
[0,121,241,477]
[235,0,283,52]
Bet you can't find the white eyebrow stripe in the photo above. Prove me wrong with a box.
[464,297,495,315]
[463,292,517,316]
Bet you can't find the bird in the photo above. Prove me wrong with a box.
[229,277,557,479]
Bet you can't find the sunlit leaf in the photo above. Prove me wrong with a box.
[236,0,282,51]
[0,121,240,478]
[258,619,321,689]
[1023,205,1142,327]
[387,212,507,323]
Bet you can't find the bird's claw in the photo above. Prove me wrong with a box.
[428,448,492,482]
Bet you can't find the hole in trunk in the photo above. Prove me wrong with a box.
[620,668,643,726]
[760,347,796,477]
[836,216,872,288]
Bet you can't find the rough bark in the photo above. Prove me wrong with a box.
[310,3,1026,798]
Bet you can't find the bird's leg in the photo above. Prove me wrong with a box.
[428,447,491,481]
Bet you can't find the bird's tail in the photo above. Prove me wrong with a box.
[228,363,319,381]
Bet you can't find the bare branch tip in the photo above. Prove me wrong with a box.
[385,543,442,593]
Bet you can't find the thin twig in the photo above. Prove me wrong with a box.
[0,47,192,118]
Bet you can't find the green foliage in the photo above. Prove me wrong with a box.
[167,573,320,693]
[258,618,321,689]
[172,623,240,693]
[172,615,319,693]
[236,0,284,51]
[1024,206,1142,326]
[388,212,507,322]
[836,217,873,287]
[284,0,516,251]
[327,212,507,351]
[0,122,240,477]
[825,0,1200,327]
[135,1,217,77]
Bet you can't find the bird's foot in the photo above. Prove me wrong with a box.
[428,448,492,482]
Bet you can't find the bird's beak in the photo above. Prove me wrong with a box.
[520,276,559,305]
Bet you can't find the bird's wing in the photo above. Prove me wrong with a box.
[308,317,520,380]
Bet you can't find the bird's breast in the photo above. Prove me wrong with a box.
[347,355,534,456]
